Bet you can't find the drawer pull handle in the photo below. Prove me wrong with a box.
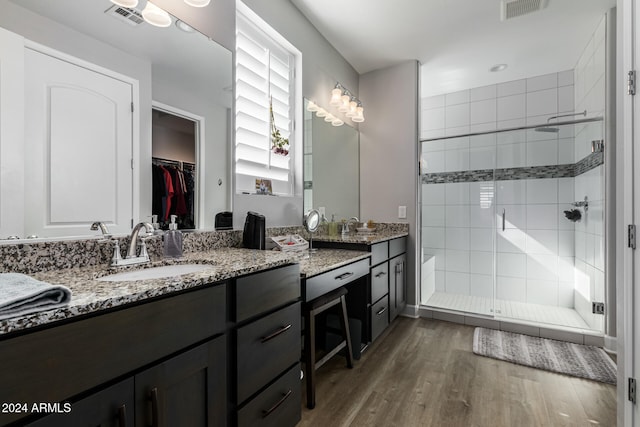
[262,389,293,418]
[117,404,127,427]
[375,271,387,278]
[376,306,387,316]
[261,324,292,343]
[335,272,354,280]
[149,387,159,427]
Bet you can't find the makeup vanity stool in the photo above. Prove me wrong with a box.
[303,286,354,409]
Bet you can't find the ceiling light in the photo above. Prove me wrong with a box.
[175,19,196,33]
[306,101,319,112]
[331,117,344,126]
[490,63,508,72]
[352,104,365,123]
[142,2,172,27]
[110,0,139,7]
[184,0,211,7]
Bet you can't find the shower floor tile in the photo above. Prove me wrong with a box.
[425,291,590,330]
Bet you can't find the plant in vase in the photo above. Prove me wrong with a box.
[270,97,289,156]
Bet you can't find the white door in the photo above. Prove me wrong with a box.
[0,27,25,239]
[24,48,134,238]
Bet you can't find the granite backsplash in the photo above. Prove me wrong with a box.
[0,223,408,274]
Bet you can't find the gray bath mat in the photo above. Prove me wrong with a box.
[473,327,616,385]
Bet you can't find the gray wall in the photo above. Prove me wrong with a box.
[359,61,420,312]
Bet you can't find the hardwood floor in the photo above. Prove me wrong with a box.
[298,317,617,427]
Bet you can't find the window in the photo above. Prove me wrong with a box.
[235,10,295,195]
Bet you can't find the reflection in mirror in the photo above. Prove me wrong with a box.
[303,98,359,222]
[0,0,231,240]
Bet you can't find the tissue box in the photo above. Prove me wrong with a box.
[270,234,308,252]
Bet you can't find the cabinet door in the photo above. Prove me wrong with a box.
[135,337,226,427]
[26,378,134,427]
[390,254,407,321]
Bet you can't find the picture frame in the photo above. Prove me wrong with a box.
[255,178,273,195]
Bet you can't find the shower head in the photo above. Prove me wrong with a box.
[534,110,587,133]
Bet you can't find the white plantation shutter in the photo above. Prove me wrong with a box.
[235,13,294,195]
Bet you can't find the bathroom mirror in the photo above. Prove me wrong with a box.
[303,98,360,222]
[0,0,232,240]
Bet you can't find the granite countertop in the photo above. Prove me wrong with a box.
[313,229,408,245]
[0,247,372,335]
[0,248,295,335]
[296,248,370,279]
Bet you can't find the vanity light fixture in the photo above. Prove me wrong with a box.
[175,19,196,33]
[306,100,319,112]
[331,117,344,127]
[184,0,211,7]
[141,1,172,27]
[315,108,328,118]
[111,0,139,7]
[330,82,364,123]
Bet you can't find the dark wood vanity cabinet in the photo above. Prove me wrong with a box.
[1,263,302,427]
[234,265,301,427]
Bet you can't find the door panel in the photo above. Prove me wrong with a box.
[24,48,133,237]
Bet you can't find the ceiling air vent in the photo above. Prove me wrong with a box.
[104,4,144,26]
[500,0,548,21]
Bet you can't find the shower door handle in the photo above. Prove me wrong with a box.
[502,208,506,231]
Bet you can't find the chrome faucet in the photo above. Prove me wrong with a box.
[126,222,154,258]
[110,222,154,267]
[90,221,111,238]
[342,216,360,235]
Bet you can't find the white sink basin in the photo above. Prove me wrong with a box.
[97,264,211,282]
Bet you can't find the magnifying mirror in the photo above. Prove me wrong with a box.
[303,209,320,253]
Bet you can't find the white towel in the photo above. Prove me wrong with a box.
[0,273,71,320]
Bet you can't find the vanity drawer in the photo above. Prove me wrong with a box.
[237,363,301,427]
[371,262,389,303]
[304,258,369,301]
[370,295,389,342]
[236,264,300,322]
[370,242,388,266]
[236,302,301,403]
[389,237,407,258]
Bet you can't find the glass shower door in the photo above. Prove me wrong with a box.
[420,133,496,317]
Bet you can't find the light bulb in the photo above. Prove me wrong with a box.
[306,101,319,112]
[184,0,211,6]
[352,106,365,122]
[111,0,139,7]
[346,99,357,118]
[330,88,342,106]
[142,2,172,27]
[315,108,327,118]
[324,114,334,123]
[338,94,350,113]
[331,117,344,126]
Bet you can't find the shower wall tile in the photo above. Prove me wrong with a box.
[470,99,497,124]
[558,231,575,256]
[422,205,445,226]
[470,133,497,148]
[526,88,558,117]
[526,179,558,204]
[445,272,470,295]
[445,249,470,272]
[445,182,470,205]
[496,180,527,204]
[498,204,527,230]
[497,79,526,97]
[497,252,526,278]
[469,146,496,170]
[497,229,526,254]
[496,276,526,302]
[496,143,526,168]
[526,205,558,230]
[527,254,559,281]
[445,206,470,227]
[470,274,493,298]
[423,226,445,249]
[526,140,558,167]
[446,90,470,106]
[445,227,470,250]
[422,107,445,131]
[423,94,445,109]
[435,270,445,292]
[445,149,469,172]
[497,94,526,121]
[558,281,575,308]
[558,85,575,113]
[470,228,493,251]
[527,73,558,92]
[422,182,445,205]
[558,177,574,203]
[526,229,558,255]
[558,70,574,86]
[470,84,497,102]
[445,104,470,128]
[469,206,494,228]
[526,279,558,306]
[469,122,497,134]
[470,251,493,275]
[422,151,445,173]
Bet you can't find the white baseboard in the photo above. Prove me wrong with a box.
[604,335,617,354]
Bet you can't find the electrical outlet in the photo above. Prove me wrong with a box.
[398,205,407,219]
[318,207,326,216]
